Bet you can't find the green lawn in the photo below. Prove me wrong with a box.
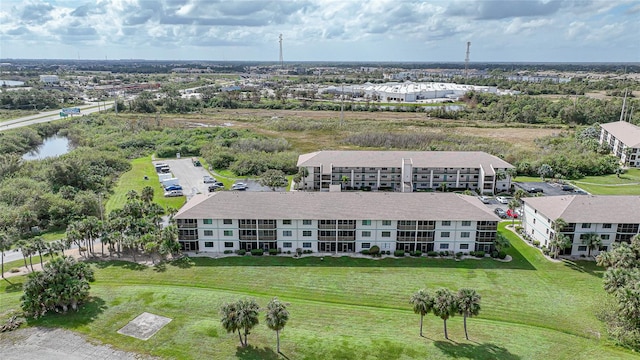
[105,156,185,213]
[0,224,636,359]
[570,169,640,195]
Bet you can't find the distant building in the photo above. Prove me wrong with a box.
[352,82,496,102]
[39,75,59,84]
[522,195,640,257]
[175,192,500,254]
[296,151,514,194]
[599,121,640,167]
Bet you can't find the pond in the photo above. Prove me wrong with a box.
[22,135,72,160]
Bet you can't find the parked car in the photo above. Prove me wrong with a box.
[478,196,491,204]
[164,190,183,197]
[494,208,508,218]
[208,183,224,192]
[527,187,544,193]
[231,182,248,190]
[203,175,216,184]
[164,185,183,191]
[561,185,574,191]
[495,196,511,204]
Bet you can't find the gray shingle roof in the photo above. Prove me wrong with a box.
[601,121,640,148]
[175,192,500,221]
[296,151,514,174]
[523,195,640,223]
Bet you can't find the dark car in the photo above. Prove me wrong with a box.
[494,208,508,218]
[527,187,544,193]
[208,183,224,192]
[164,185,183,191]
[561,185,574,191]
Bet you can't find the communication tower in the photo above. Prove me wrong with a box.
[279,34,283,68]
[465,41,471,79]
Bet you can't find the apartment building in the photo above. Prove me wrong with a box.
[599,121,640,167]
[175,192,500,254]
[522,195,640,256]
[296,151,515,194]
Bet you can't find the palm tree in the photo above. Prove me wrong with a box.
[31,236,47,268]
[0,232,13,280]
[410,289,434,337]
[508,199,520,226]
[581,233,602,258]
[494,233,510,252]
[538,164,553,182]
[433,288,457,340]
[550,218,569,259]
[457,288,481,340]
[141,186,154,203]
[220,301,243,346]
[265,297,289,354]
[237,298,260,347]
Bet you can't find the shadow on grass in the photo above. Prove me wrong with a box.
[434,341,521,360]
[235,345,279,360]
[170,256,194,269]
[89,260,147,271]
[3,281,23,293]
[153,261,167,272]
[26,296,107,328]
[561,259,605,278]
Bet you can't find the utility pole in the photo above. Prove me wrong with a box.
[340,84,344,127]
[279,34,284,69]
[464,41,471,79]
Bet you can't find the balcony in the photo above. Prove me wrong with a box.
[258,224,277,229]
[239,223,256,229]
[318,224,336,229]
[337,224,356,230]
[180,235,198,240]
[397,225,416,230]
[177,220,197,228]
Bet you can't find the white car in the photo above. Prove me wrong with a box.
[231,182,248,190]
[203,175,216,184]
[495,196,511,204]
[164,190,183,197]
[478,196,491,204]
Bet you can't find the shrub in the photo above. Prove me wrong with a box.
[515,225,523,233]
[9,268,20,273]
[361,249,370,255]
[498,251,507,259]
[411,250,422,257]
[223,250,233,254]
[286,250,291,254]
[542,247,550,256]
[303,250,313,254]
[491,250,499,258]
[296,248,302,255]
[427,251,439,257]
[251,249,264,256]
[369,245,380,255]
[456,252,463,258]
[386,251,391,255]
[474,251,485,258]
[268,248,278,255]
[236,249,246,256]
[394,250,405,257]
[533,240,541,247]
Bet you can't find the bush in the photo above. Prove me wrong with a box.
[223,250,233,254]
[411,250,422,257]
[533,240,541,247]
[542,247,550,256]
[456,252,463,258]
[9,268,20,273]
[491,250,499,258]
[251,249,264,256]
[286,250,291,254]
[296,248,302,255]
[474,251,485,258]
[303,250,313,254]
[386,251,391,255]
[394,250,405,257]
[268,248,278,255]
[236,249,246,256]
[361,249,370,255]
[427,251,439,257]
[498,251,507,259]
[369,245,380,255]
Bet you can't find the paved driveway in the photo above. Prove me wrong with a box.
[514,181,573,196]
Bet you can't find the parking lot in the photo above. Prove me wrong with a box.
[514,181,588,196]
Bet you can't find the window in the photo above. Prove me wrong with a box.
[441,232,450,238]
[461,221,471,226]
[362,231,371,237]
[203,219,212,225]
[204,230,213,236]
[578,246,587,252]
[460,244,469,250]
[602,223,612,229]
[461,232,470,238]
[283,219,292,225]
[362,220,371,226]
[283,242,292,248]
[223,230,233,236]
[303,242,312,248]
[303,230,312,237]
[440,243,449,249]
[303,220,312,225]
[361,243,371,249]
[382,220,392,226]
[224,242,234,248]
[381,231,391,237]
[223,219,232,225]
[442,221,451,226]
[204,242,214,248]
[283,230,292,237]
[581,223,591,229]
[601,234,610,240]
[533,218,536,224]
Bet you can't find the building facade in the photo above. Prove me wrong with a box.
[522,195,640,257]
[296,151,514,194]
[175,192,500,254]
[599,121,640,168]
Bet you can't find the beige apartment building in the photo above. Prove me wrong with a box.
[296,151,515,194]
[175,192,500,254]
[599,121,640,167]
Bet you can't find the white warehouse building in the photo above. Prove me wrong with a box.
[354,81,496,102]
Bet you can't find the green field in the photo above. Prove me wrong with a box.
[1,224,637,359]
[571,169,640,195]
[105,156,185,213]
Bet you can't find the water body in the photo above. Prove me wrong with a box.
[0,80,25,86]
[22,135,71,160]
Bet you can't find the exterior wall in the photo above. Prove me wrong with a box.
[179,217,496,254]
[599,127,640,168]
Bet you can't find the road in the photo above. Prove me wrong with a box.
[0,101,114,132]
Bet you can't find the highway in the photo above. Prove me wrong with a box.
[0,101,114,132]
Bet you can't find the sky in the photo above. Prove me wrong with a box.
[0,0,639,63]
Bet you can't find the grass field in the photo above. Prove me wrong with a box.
[571,169,640,195]
[1,223,637,359]
[105,156,185,213]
